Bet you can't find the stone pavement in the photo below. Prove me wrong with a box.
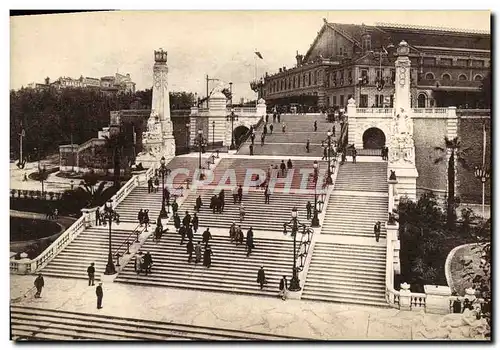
[10,274,478,340]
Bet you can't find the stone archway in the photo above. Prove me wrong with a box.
[234,125,250,148]
[362,127,386,149]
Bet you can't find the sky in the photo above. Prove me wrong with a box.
[10,10,491,101]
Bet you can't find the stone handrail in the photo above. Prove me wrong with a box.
[412,107,448,114]
[230,107,256,114]
[385,222,401,308]
[355,108,394,114]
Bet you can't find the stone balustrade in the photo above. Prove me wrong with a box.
[412,107,449,115]
[355,108,394,115]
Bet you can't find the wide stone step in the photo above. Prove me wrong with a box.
[300,293,387,308]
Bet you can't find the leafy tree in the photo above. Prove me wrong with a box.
[434,137,470,227]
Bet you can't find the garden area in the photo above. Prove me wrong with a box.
[396,193,491,293]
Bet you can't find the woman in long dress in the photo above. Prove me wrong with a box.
[203,245,213,268]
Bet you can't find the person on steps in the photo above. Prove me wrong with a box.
[173,212,181,232]
[264,185,271,204]
[374,221,381,242]
[187,239,194,263]
[306,201,312,220]
[192,213,199,233]
[202,227,212,248]
[96,282,103,309]
[246,227,255,257]
[87,263,95,286]
[34,274,44,298]
[306,139,310,153]
[194,241,202,264]
[313,120,317,132]
[269,124,274,134]
[257,266,267,290]
[279,276,288,301]
[203,245,213,268]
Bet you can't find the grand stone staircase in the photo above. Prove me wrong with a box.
[114,233,295,297]
[11,305,301,340]
[40,227,139,280]
[178,189,313,231]
[302,160,389,307]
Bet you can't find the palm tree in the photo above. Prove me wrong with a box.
[78,171,108,208]
[38,166,49,194]
[434,137,469,226]
[103,131,129,189]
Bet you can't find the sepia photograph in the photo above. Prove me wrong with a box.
[8,9,491,341]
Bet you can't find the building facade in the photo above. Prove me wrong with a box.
[262,20,490,110]
[27,73,136,94]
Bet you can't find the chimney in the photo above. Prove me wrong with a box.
[295,51,303,66]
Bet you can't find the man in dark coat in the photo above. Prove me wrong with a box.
[137,209,144,226]
[143,252,153,275]
[263,124,268,135]
[95,208,100,226]
[246,227,255,257]
[260,133,265,146]
[250,132,255,145]
[264,185,271,204]
[164,187,170,205]
[219,190,225,211]
[249,144,254,156]
[235,226,244,246]
[179,224,187,245]
[280,160,286,177]
[269,123,274,134]
[287,159,293,169]
[374,221,381,242]
[232,186,238,204]
[186,224,194,242]
[322,147,327,160]
[229,222,237,242]
[265,114,269,123]
[171,199,179,215]
[306,139,310,153]
[192,213,199,233]
[313,120,317,132]
[306,201,312,220]
[195,195,203,212]
[96,282,103,309]
[352,148,357,164]
[147,178,153,193]
[202,227,212,248]
[332,124,336,136]
[187,239,194,263]
[210,195,217,213]
[277,113,281,123]
[237,185,243,203]
[87,262,95,286]
[34,274,44,298]
[257,266,266,290]
[194,241,202,263]
[183,211,191,228]
[173,212,181,232]
[203,245,213,268]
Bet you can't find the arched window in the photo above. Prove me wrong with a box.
[417,93,427,108]
[458,74,468,81]
[474,74,483,81]
[441,73,451,80]
[425,72,435,80]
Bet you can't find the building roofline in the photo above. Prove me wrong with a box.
[375,22,490,36]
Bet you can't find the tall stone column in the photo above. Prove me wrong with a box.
[136,49,176,168]
[388,41,418,201]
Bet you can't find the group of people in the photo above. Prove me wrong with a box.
[134,251,154,275]
[255,267,290,301]
[381,146,390,160]
[137,209,151,231]
[228,222,255,256]
[45,208,59,220]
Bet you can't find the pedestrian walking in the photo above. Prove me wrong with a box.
[87,263,95,286]
[249,143,254,155]
[171,199,179,215]
[173,212,181,232]
[203,245,213,268]
[306,139,310,153]
[237,185,243,203]
[306,201,312,220]
[229,222,237,242]
[322,147,327,160]
[352,148,357,164]
[135,251,144,273]
[187,239,194,263]
[34,274,44,298]
[332,124,336,136]
[246,227,255,257]
[280,160,286,177]
[257,266,267,290]
[194,241,202,263]
[282,122,286,133]
[179,224,187,245]
[154,177,160,193]
[236,226,244,245]
[143,251,153,275]
[287,159,293,169]
[263,124,268,135]
[143,209,150,231]
[260,133,265,146]
[232,186,238,204]
[95,208,100,226]
[264,185,271,204]
[277,113,281,123]
[239,204,245,222]
[147,178,153,193]
[279,276,288,301]
[251,132,255,145]
[202,227,212,248]
[314,120,317,132]
[192,213,199,233]
[374,221,381,242]
[195,195,203,212]
[183,211,191,228]
[269,124,274,134]
[96,282,103,309]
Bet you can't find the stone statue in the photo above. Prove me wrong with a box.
[389,170,397,181]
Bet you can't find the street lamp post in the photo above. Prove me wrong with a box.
[185,123,190,152]
[311,161,320,227]
[325,131,333,185]
[158,156,171,218]
[474,167,490,218]
[226,108,239,150]
[282,207,308,292]
[70,180,74,191]
[100,200,120,275]
[194,129,207,179]
[212,120,216,146]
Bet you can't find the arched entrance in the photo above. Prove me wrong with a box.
[362,127,386,149]
[417,94,427,108]
[233,125,250,148]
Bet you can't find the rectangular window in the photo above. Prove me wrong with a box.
[472,60,484,68]
[303,74,306,87]
[360,94,368,108]
[390,95,394,107]
[325,73,329,88]
[348,70,353,84]
[314,71,317,85]
[298,75,301,87]
[456,59,468,67]
[374,94,384,107]
[376,69,383,80]
[340,95,344,106]
[440,58,452,66]
[308,72,311,86]
[332,95,337,106]
[423,57,436,66]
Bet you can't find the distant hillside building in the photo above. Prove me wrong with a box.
[261,20,490,110]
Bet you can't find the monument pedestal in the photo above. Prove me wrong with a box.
[388,164,418,203]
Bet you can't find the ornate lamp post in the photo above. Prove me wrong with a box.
[474,166,490,218]
[158,156,171,218]
[311,161,324,227]
[323,130,335,185]
[212,120,216,146]
[100,200,120,275]
[185,123,190,151]
[282,207,310,292]
[226,108,239,150]
[194,129,207,179]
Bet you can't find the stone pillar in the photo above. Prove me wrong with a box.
[17,256,31,274]
[346,98,356,146]
[386,221,400,274]
[399,282,412,311]
[424,285,452,314]
[256,98,266,117]
[81,207,99,228]
[388,177,398,213]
